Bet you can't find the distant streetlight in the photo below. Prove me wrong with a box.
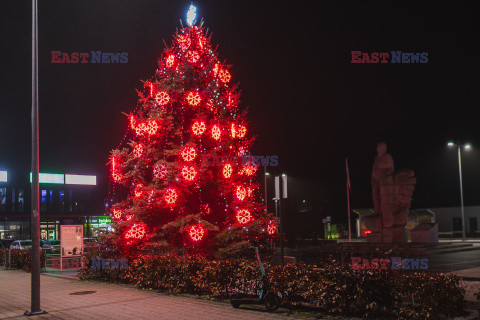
[447,141,472,241]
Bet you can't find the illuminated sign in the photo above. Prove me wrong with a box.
[0,171,7,182]
[98,217,111,224]
[30,173,65,184]
[65,174,96,185]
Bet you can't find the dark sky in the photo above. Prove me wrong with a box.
[1,1,479,218]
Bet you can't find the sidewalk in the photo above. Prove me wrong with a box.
[0,269,313,320]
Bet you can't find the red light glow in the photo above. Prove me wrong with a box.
[236,209,252,224]
[153,163,167,179]
[189,224,205,241]
[223,164,232,179]
[164,188,178,205]
[111,208,123,220]
[267,220,276,235]
[186,91,201,106]
[177,34,191,50]
[181,146,197,162]
[192,121,206,135]
[134,183,144,198]
[181,166,197,181]
[166,54,175,68]
[186,50,200,63]
[211,125,221,140]
[218,69,231,83]
[155,91,170,106]
[133,144,144,158]
[236,185,247,201]
[125,224,146,240]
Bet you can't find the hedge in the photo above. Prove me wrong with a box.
[79,252,466,319]
[0,248,46,272]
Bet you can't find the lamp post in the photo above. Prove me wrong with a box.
[25,0,46,316]
[447,141,471,241]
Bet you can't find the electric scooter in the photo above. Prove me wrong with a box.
[230,243,281,312]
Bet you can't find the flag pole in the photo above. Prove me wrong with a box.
[346,157,352,242]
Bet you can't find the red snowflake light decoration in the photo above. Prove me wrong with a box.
[223,163,232,178]
[165,54,175,68]
[188,224,206,241]
[181,166,197,181]
[237,125,246,138]
[125,224,146,240]
[236,185,247,201]
[133,144,144,158]
[146,120,159,135]
[206,99,215,111]
[240,165,257,176]
[186,91,201,106]
[155,91,170,106]
[238,147,246,156]
[211,125,221,140]
[236,209,252,224]
[181,146,197,162]
[111,208,123,220]
[177,34,191,50]
[164,188,178,205]
[135,122,148,136]
[186,50,200,63]
[192,121,206,135]
[134,183,144,198]
[153,163,167,179]
[218,69,231,83]
[267,220,277,235]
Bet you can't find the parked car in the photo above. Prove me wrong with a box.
[0,239,15,249]
[42,240,61,254]
[83,237,99,252]
[10,240,32,250]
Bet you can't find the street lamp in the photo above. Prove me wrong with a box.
[447,141,472,241]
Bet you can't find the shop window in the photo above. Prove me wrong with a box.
[59,190,64,212]
[0,188,6,212]
[18,189,24,212]
[41,189,47,212]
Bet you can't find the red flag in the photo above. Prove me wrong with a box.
[346,157,352,192]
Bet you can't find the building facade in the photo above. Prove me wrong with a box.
[0,170,107,240]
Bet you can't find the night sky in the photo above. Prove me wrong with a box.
[1,1,479,219]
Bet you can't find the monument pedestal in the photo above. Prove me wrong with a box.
[382,227,405,243]
[366,232,383,243]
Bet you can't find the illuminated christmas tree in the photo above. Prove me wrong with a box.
[108,8,276,257]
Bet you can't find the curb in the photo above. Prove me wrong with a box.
[430,246,480,255]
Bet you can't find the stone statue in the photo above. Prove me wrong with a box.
[364,142,416,243]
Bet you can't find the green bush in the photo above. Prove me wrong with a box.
[78,252,466,319]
